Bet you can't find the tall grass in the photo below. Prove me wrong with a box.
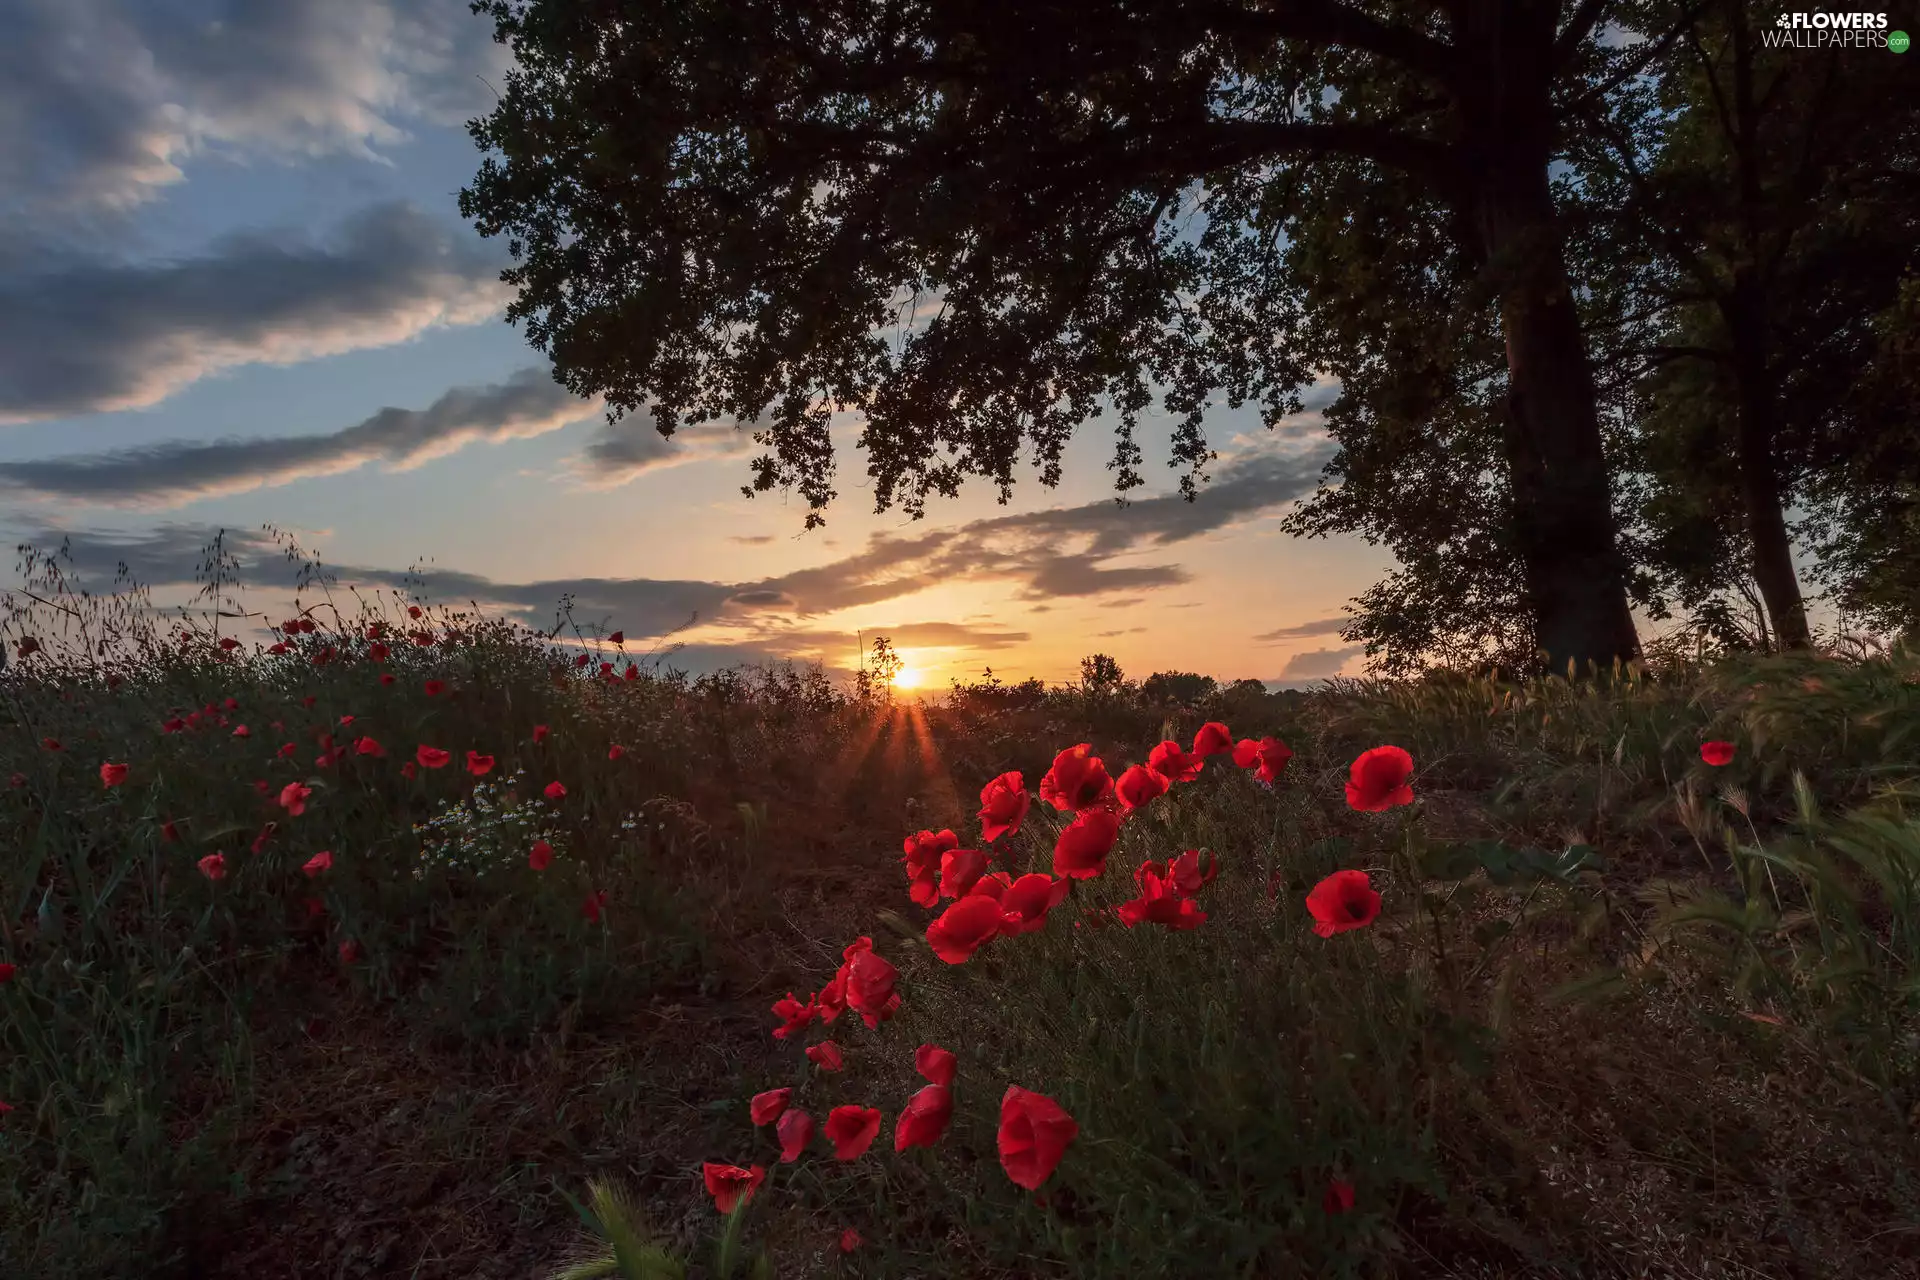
[5,535,1920,1278]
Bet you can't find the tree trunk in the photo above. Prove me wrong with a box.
[1475,161,1644,679]
[1724,280,1812,649]
[1460,0,1643,680]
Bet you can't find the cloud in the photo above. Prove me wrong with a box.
[729,534,776,546]
[567,416,760,487]
[1253,616,1351,643]
[0,203,510,422]
[1278,645,1365,679]
[0,369,597,507]
[5,436,1331,647]
[2,0,510,224]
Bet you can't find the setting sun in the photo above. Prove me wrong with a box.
[891,666,922,689]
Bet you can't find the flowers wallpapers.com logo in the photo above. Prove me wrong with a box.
[1764,11,1907,47]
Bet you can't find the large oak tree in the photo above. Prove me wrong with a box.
[460,0,1646,676]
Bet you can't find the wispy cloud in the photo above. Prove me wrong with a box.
[1253,616,1351,642]
[7,432,1336,650]
[567,417,759,488]
[0,369,598,507]
[0,203,510,422]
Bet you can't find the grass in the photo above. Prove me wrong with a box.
[4,547,1920,1278]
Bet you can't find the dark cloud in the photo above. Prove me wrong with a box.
[2,0,509,225]
[728,589,796,608]
[729,535,776,546]
[1278,645,1365,679]
[0,203,509,422]
[1253,616,1351,643]
[0,369,596,506]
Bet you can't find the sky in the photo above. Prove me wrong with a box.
[0,1,1835,692]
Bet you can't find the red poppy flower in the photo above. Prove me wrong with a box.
[338,939,361,964]
[926,894,1004,963]
[1053,807,1121,880]
[1701,740,1736,766]
[1039,744,1114,812]
[895,1084,953,1151]
[1167,849,1219,895]
[161,820,180,843]
[303,850,333,877]
[162,717,185,733]
[916,1043,957,1086]
[816,969,848,1023]
[310,646,336,667]
[218,637,240,652]
[968,870,1015,902]
[423,679,446,697]
[1116,861,1208,930]
[40,737,62,753]
[416,745,451,770]
[301,695,317,708]
[702,1162,766,1213]
[400,760,416,779]
[100,760,132,788]
[903,828,959,907]
[843,948,901,1029]
[939,847,990,899]
[624,664,639,681]
[198,853,227,881]
[532,724,550,744]
[997,873,1072,935]
[824,1105,882,1160]
[410,631,433,647]
[253,779,270,795]
[0,964,13,984]
[15,637,39,659]
[574,653,590,669]
[750,1088,792,1126]
[1323,1177,1356,1215]
[268,643,289,656]
[304,896,326,921]
[354,736,385,757]
[1232,736,1294,783]
[465,751,494,776]
[528,840,553,871]
[978,771,1030,842]
[776,1109,814,1162]
[771,993,817,1040]
[1345,746,1415,812]
[1147,739,1204,783]
[278,782,312,815]
[581,889,608,923]
[1114,763,1169,813]
[1193,721,1233,757]
[367,622,385,640]
[838,1228,862,1253]
[368,641,390,662]
[379,673,395,686]
[251,822,277,854]
[608,630,624,645]
[997,1087,1078,1190]
[806,1040,845,1071]
[544,780,566,800]
[1306,869,1382,937]
[407,605,423,619]
[607,744,624,761]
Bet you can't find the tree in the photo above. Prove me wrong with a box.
[1569,0,1920,649]
[461,0,1654,678]
[1079,653,1126,696]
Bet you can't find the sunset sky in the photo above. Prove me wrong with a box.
[1,1,1825,690]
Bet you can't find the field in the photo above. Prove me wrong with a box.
[4,575,1920,1279]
